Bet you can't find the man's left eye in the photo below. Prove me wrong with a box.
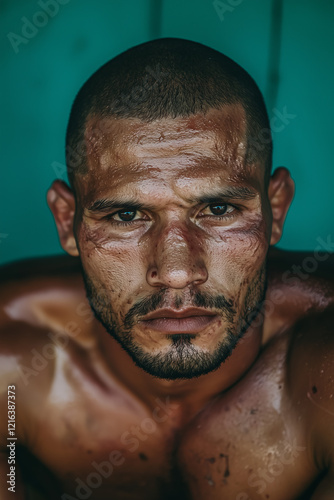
[202,204,235,216]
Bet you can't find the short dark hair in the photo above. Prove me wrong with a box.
[66,38,272,187]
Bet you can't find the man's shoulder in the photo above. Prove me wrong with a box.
[180,308,334,437]
[286,306,334,409]
[264,247,334,343]
[287,307,334,382]
[0,254,82,290]
[0,255,89,395]
[268,246,334,290]
[0,254,83,307]
[0,254,88,342]
[286,307,334,462]
[268,246,334,291]
[178,315,334,496]
[0,311,55,447]
[0,256,92,444]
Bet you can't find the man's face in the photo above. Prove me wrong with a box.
[73,105,272,379]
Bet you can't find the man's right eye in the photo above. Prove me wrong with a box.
[104,209,148,225]
[114,210,137,222]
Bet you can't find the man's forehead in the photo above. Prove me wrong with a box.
[77,106,253,201]
[74,105,264,202]
[77,106,265,206]
[83,104,248,168]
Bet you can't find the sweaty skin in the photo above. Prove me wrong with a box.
[0,106,334,500]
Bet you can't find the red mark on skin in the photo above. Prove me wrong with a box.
[151,271,157,278]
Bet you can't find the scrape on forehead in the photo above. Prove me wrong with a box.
[82,104,248,173]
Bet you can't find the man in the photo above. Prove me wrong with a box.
[0,38,333,500]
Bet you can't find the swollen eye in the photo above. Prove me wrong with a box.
[209,204,228,215]
[117,210,137,221]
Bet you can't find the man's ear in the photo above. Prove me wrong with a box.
[47,180,79,256]
[268,167,295,246]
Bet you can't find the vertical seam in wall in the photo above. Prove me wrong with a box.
[266,0,283,112]
[149,0,163,40]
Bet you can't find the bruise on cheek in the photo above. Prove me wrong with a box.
[209,214,268,285]
[78,222,142,295]
[230,227,268,268]
[79,221,112,250]
[211,212,268,247]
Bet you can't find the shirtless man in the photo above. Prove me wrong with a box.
[1,38,334,500]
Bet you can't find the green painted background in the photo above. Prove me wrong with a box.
[1,0,333,265]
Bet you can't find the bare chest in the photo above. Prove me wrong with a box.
[23,387,187,499]
[18,334,317,500]
[177,346,318,500]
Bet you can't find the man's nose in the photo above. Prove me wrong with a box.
[146,225,208,289]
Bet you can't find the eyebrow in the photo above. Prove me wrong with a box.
[86,186,257,214]
[191,186,257,204]
[87,199,147,213]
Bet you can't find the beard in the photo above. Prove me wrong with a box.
[82,266,267,380]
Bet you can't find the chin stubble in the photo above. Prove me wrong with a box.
[82,266,266,380]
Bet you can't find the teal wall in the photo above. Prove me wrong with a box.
[1,0,333,264]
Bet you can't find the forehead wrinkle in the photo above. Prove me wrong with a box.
[99,129,225,167]
[131,138,216,160]
[92,141,247,184]
[83,148,254,202]
[134,124,205,144]
[81,105,253,193]
[85,104,248,161]
[97,133,246,173]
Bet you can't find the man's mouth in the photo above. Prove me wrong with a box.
[139,308,219,334]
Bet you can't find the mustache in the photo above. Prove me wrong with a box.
[123,289,236,329]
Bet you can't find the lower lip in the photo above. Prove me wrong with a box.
[139,315,219,334]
